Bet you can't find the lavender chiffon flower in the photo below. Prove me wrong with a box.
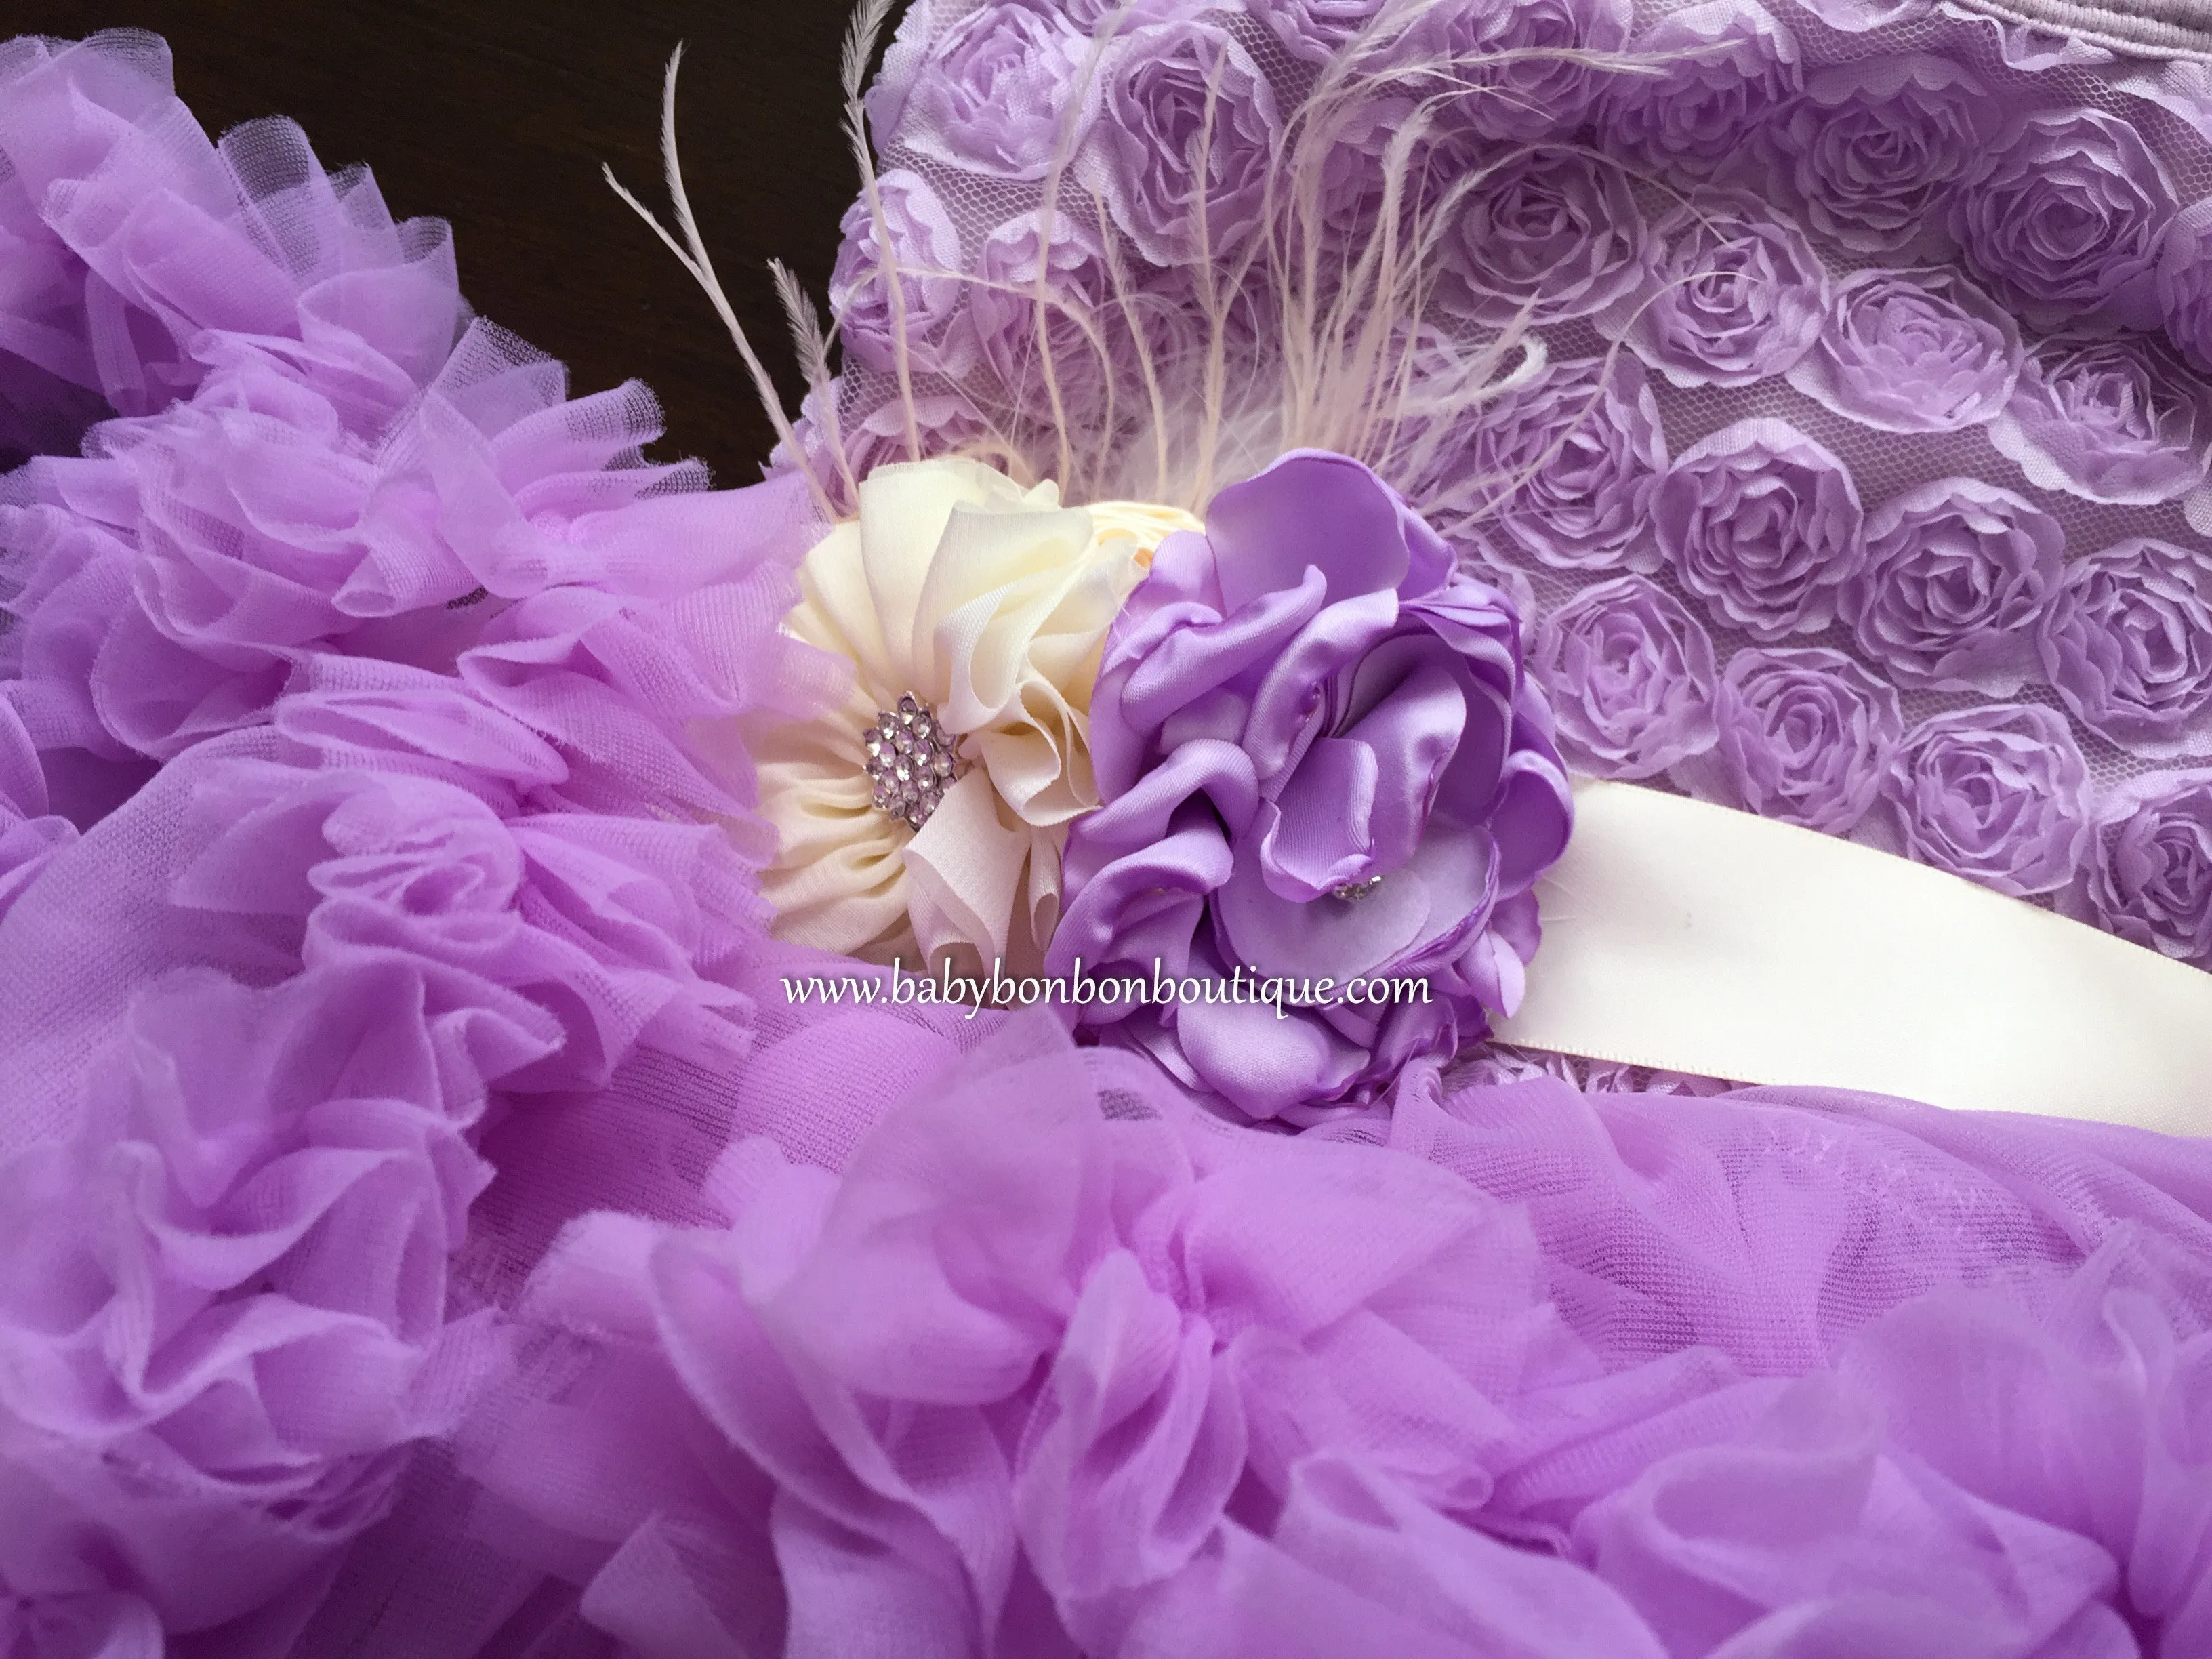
[1684,647,1903,834]
[1881,705,2089,897]
[771,381,989,516]
[1448,354,1669,575]
[1306,87,1430,237]
[1843,479,2064,696]
[1081,18,1282,268]
[1048,451,1573,1123]
[828,171,972,377]
[1434,149,1646,327]
[1614,190,1828,389]
[2039,538,2212,754]
[1391,0,1633,144]
[1654,419,1866,642]
[1763,56,1992,257]
[2156,197,2212,375]
[1988,332,2212,507]
[1601,0,1801,180]
[2074,771,2212,963]
[1535,575,1719,779]
[895,4,1092,182]
[1260,0,1391,62]
[965,210,1118,421]
[1785,268,2021,434]
[1952,109,2177,334]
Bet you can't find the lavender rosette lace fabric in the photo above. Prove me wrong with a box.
[818,0,2212,978]
[3,12,2212,1659]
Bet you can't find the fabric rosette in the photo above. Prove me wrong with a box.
[747,449,1573,1121]
[749,458,1197,973]
[1041,451,1573,1123]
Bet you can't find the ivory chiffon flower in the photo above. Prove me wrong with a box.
[748,457,1197,971]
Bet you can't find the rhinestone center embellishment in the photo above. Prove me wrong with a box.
[1330,875,1385,901]
[863,693,964,830]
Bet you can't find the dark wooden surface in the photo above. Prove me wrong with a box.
[13,1,893,485]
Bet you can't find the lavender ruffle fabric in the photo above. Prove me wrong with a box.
[7,19,2212,1659]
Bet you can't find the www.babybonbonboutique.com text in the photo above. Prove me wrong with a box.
[779,958,1434,1021]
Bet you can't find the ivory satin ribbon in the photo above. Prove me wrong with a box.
[1493,779,2212,1134]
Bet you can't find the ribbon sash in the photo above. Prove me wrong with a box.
[1494,780,2212,1134]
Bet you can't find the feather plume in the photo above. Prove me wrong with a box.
[619,0,1668,534]
[602,44,834,519]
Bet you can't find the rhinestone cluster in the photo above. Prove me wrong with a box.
[864,693,964,829]
[1330,875,1385,901]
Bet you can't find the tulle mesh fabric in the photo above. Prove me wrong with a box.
[3,13,2212,1659]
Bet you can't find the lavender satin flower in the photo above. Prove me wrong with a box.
[1786,268,2021,434]
[1881,705,2089,897]
[1763,56,1991,256]
[1615,190,1828,388]
[1843,479,2064,696]
[1988,332,2212,507]
[2156,197,2212,375]
[1049,451,1573,1124]
[1391,0,1632,144]
[1654,419,1866,642]
[1082,19,1282,268]
[1952,108,2177,333]
[829,171,973,378]
[1685,647,1903,835]
[1602,0,1800,180]
[2074,771,2212,964]
[1434,150,1646,327]
[966,210,1116,421]
[2039,538,2212,754]
[1449,354,1668,575]
[1534,575,1719,779]
[896,5,1092,182]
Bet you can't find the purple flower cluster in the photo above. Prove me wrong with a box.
[2039,538,2212,754]
[1654,419,1866,641]
[888,5,1092,182]
[1786,268,2020,434]
[1050,453,1573,1123]
[1434,150,1645,328]
[1881,705,2089,897]
[1952,110,2176,333]
[1688,647,1903,834]
[1843,479,2063,695]
[1616,190,1828,389]
[1260,0,1392,62]
[964,209,1118,420]
[1391,0,1632,145]
[1081,18,1282,268]
[1453,354,1669,575]
[1763,56,1990,256]
[1602,0,1801,179]
[1988,333,2212,507]
[830,171,973,378]
[2158,199,2212,375]
[2075,771,2212,964]
[1534,575,1718,779]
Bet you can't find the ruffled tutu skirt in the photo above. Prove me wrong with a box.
[5,13,2212,1658]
